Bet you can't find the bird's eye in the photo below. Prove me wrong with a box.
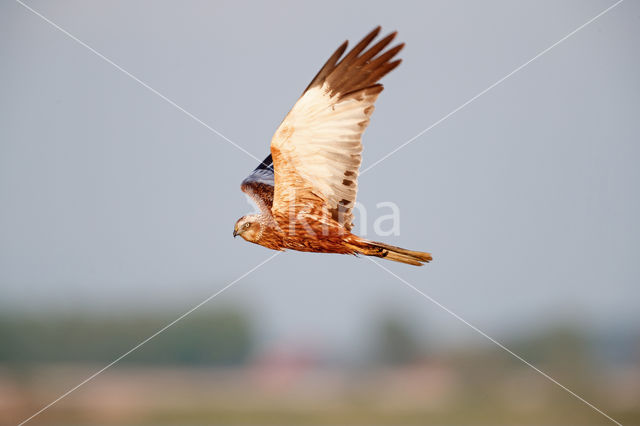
[244,222,250,229]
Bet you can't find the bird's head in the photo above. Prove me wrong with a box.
[233,215,263,242]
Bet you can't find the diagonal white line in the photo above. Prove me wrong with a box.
[360,0,624,175]
[15,0,261,163]
[367,257,622,425]
[17,252,280,426]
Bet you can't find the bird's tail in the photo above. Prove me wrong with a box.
[346,237,432,266]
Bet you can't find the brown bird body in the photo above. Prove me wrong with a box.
[234,27,432,266]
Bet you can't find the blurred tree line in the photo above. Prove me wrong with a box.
[0,309,253,366]
[0,308,636,369]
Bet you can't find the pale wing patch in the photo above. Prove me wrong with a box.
[271,83,380,228]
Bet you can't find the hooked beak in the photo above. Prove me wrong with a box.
[233,229,238,238]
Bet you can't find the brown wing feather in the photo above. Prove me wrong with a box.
[241,181,273,215]
[241,154,275,216]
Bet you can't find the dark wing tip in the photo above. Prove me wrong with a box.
[304,27,403,96]
[255,154,273,171]
[328,29,403,98]
[304,40,349,93]
[369,26,383,38]
[336,40,349,56]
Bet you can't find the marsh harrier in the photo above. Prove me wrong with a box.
[234,27,432,266]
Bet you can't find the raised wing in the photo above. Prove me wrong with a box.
[241,154,274,215]
[270,27,403,230]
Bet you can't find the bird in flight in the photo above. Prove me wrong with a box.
[234,27,432,266]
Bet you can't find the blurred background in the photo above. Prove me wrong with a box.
[1,0,639,424]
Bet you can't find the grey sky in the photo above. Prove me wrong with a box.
[1,0,639,354]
